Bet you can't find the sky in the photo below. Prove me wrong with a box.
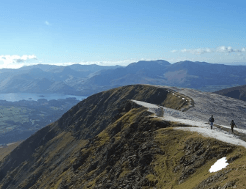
[0,0,246,68]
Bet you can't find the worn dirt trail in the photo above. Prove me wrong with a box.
[168,86,246,128]
[132,86,246,147]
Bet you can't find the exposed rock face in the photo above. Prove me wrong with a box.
[71,103,169,189]
[0,84,246,189]
[194,169,234,189]
[178,138,234,184]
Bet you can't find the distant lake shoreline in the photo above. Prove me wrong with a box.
[0,93,87,102]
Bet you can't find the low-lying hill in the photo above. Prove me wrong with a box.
[1,85,246,188]
[214,85,246,101]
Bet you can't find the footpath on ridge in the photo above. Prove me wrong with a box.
[131,86,246,148]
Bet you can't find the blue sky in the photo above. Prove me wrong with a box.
[0,0,245,68]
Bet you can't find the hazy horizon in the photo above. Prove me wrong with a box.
[1,59,246,70]
[1,1,245,69]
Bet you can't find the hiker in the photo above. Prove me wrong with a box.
[230,120,237,133]
[209,115,214,129]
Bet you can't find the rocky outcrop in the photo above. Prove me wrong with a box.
[177,138,234,184]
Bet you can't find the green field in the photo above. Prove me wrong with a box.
[0,106,31,133]
[0,98,80,144]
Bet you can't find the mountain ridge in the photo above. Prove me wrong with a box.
[1,60,246,95]
[0,85,191,188]
[1,85,246,188]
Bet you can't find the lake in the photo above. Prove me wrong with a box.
[0,93,87,102]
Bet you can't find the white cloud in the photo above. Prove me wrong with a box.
[198,48,213,54]
[216,46,235,53]
[78,59,138,66]
[171,50,177,53]
[0,55,37,68]
[172,46,246,55]
[180,48,213,54]
[0,55,37,63]
[45,21,51,26]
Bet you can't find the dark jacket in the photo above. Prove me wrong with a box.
[230,120,236,127]
[209,117,214,122]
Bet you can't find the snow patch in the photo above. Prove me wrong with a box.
[209,157,228,173]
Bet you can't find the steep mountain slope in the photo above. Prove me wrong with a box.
[214,85,246,101]
[0,85,190,188]
[1,85,246,189]
[0,142,21,161]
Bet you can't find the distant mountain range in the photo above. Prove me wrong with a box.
[0,60,246,95]
[0,64,120,95]
[86,60,246,93]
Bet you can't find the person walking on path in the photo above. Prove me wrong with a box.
[230,120,237,133]
[209,115,214,129]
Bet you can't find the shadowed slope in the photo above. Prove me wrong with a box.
[215,85,246,101]
[0,85,189,189]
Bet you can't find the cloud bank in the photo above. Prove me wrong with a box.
[0,55,37,63]
[0,55,37,68]
[172,46,246,55]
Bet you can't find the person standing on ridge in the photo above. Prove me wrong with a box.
[230,120,237,133]
[209,115,214,129]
